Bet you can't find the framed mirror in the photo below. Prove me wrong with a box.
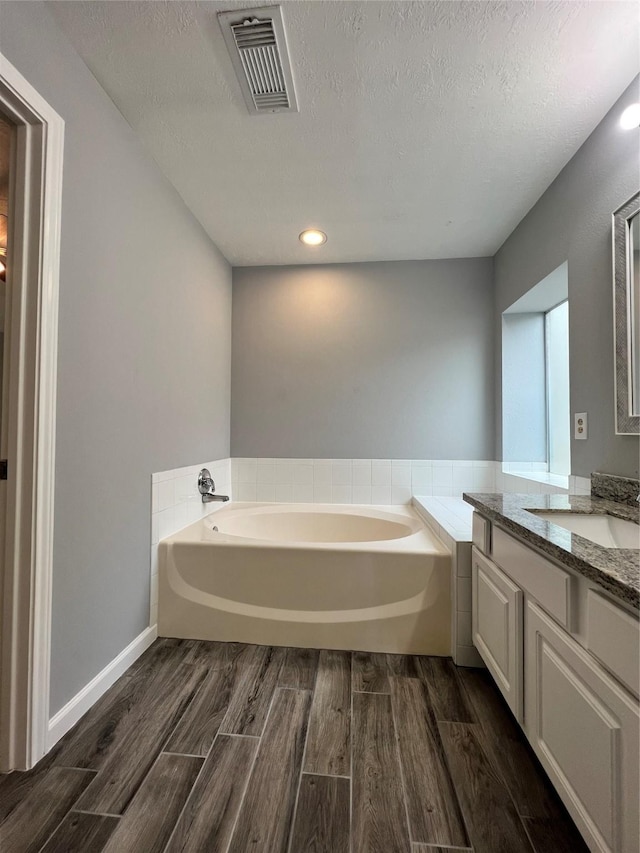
[612,191,640,434]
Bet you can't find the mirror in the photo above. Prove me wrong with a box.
[629,212,640,414]
[613,192,640,434]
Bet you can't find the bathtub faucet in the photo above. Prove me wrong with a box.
[198,468,230,503]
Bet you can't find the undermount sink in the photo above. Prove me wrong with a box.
[531,512,640,549]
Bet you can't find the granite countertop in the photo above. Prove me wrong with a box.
[463,493,640,609]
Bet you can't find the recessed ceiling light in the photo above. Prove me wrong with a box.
[299,229,327,246]
[620,103,640,130]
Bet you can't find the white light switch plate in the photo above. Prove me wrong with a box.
[574,412,588,440]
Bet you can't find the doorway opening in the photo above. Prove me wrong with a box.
[0,53,64,772]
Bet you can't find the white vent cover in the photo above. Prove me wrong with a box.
[218,5,298,114]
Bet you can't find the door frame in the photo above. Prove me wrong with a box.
[0,51,63,771]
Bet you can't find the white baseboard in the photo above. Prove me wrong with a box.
[47,624,157,751]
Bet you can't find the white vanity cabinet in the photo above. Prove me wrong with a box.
[472,548,523,721]
[471,512,640,853]
[526,601,639,853]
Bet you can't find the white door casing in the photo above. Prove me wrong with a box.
[0,51,63,771]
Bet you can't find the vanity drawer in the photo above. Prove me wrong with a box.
[472,513,491,555]
[492,527,574,629]
[587,590,639,697]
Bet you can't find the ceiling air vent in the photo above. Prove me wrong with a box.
[218,5,298,114]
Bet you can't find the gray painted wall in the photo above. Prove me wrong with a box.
[0,2,232,714]
[231,259,494,459]
[494,76,640,478]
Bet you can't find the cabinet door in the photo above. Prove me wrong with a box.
[526,601,639,853]
[472,547,523,721]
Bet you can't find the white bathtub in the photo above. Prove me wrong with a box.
[158,503,451,655]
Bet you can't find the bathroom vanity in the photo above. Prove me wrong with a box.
[463,491,639,853]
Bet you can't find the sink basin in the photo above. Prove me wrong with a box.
[532,512,640,549]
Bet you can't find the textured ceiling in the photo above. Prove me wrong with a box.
[50,0,639,266]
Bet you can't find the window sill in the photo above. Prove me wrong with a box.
[502,468,569,489]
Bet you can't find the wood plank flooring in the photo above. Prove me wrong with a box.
[227,687,310,853]
[164,734,257,853]
[289,773,350,853]
[101,753,203,853]
[390,676,468,847]
[41,812,119,853]
[352,691,411,853]
[0,639,589,853]
[304,649,351,777]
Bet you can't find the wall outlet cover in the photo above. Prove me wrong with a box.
[574,412,588,440]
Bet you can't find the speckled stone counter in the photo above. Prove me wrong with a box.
[463,493,640,609]
[591,471,640,506]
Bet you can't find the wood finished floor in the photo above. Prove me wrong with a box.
[0,639,589,853]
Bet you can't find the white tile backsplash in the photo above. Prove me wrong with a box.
[293,484,314,502]
[158,507,174,541]
[256,484,276,502]
[237,482,257,502]
[257,461,276,484]
[391,462,412,486]
[275,483,294,502]
[472,467,495,490]
[275,461,294,484]
[224,459,499,505]
[293,464,314,485]
[452,467,474,490]
[313,484,333,502]
[432,466,453,488]
[332,483,352,504]
[174,501,187,531]
[228,458,589,506]
[157,479,174,512]
[331,461,352,485]
[371,484,392,504]
[391,485,412,505]
[352,484,372,504]
[371,461,392,485]
[411,465,432,489]
[312,461,332,485]
[238,460,257,483]
[352,460,372,485]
